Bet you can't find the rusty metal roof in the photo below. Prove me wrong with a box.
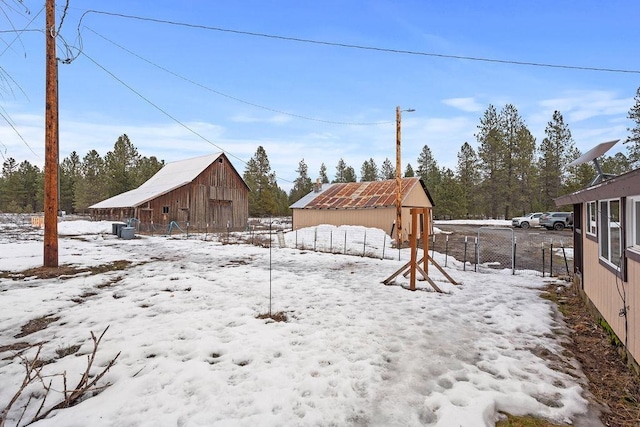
[292,177,430,209]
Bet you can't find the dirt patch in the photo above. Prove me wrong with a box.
[544,282,640,426]
[14,315,60,339]
[1,260,133,281]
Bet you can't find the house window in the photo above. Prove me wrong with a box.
[599,199,621,268]
[627,196,640,252]
[162,206,169,214]
[586,201,597,236]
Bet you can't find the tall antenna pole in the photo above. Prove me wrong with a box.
[44,0,59,267]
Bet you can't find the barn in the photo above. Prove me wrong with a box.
[90,152,249,232]
[290,177,434,239]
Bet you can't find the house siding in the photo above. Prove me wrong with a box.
[581,209,640,365]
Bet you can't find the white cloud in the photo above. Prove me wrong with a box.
[230,114,292,124]
[538,90,632,123]
[442,97,484,113]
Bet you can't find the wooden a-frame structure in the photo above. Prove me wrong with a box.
[383,207,457,292]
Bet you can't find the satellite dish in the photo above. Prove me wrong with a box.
[567,139,619,186]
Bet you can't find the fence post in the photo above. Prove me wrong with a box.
[382,234,386,260]
[512,236,516,275]
[542,242,545,277]
[314,227,317,252]
[463,236,468,271]
[562,243,570,276]
[550,240,554,277]
[344,231,347,255]
[444,235,449,267]
[330,230,333,254]
[474,237,478,272]
[362,230,367,257]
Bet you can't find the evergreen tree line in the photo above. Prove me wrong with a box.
[248,89,640,219]
[0,134,164,214]
[2,88,640,219]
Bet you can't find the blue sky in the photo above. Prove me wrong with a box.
[1,0,639,191]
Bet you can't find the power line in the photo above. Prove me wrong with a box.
[78,50,294,184]
[80,26,392,126]
[77,9,640,75]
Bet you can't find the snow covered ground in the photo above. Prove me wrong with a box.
[0,220,592,426]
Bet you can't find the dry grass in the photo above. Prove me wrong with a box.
[256,311,288,322]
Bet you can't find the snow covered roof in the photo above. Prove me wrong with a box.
[90,152,223,209]
[290,177,433,209]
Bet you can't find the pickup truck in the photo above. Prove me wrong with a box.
[511,212,543,229]
[539,212,573,230]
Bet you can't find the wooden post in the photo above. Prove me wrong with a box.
[422,207,429,275]
[44,0,59,267]
[395,106,402,247]
[409,208,418,291]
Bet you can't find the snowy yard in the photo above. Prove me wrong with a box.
[0,220,592,426]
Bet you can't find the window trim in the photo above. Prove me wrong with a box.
[626,195,640,256]
[586,201,597,237]
[598,198,622,270]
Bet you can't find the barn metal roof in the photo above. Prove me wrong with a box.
[90,152,224,209]
[290,177,432,209]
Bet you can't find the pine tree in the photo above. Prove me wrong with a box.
[416,145,441,192]
[288,159,313,204]
[433,167,464,219]
[538,111,574,209]
[333,159,356,183]
[344,166,357,183]
[380,158,395,180]
[476,105,506,218]
[360,158,379,181]
[60,151,81,214]
[511,125,537,216]
[75,150,107,213]
[404,163,415,177]
[601,152,631,176]
[500,104,534,218]
[0,158,19,210]
[625,86,640,169]
[455,142,480,218]
[104,134,141,197]
[134,156,164,187]
[243,146,281,216]
[319,163,329,184]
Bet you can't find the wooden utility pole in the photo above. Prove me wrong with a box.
[44,0,59,267]
[395,106,402,246]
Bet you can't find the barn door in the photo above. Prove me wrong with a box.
[210,200,233,231]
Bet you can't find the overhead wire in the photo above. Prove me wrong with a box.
[0,4,45,160]
[78,49,294,184]
[76,9,640,75]
[78,27,392,126]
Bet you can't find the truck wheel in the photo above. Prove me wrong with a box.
[553,222,564,231]
[520,222,530,229]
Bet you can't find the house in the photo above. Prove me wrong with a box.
[290,177,434,239]
[90,152,249,232]
[555,167,640,370]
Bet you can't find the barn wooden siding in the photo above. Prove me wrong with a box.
[92,155,248,231]
[581,226,640,366]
